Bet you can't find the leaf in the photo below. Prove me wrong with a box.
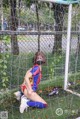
[3,72,6,76]
[3,65,7,69]
[6,54,9,58]
[0,59,3,63]
[4,60,7,63]
[5,78,8,82]
[2,83,6,87]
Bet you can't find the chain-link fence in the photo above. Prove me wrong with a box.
[0,1,80,119]
[0,0,80,89]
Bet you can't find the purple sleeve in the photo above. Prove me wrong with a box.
[30,66,40,76]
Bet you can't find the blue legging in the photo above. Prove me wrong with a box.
[27,101,47,109]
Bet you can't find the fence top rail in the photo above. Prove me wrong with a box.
[0,30,80,35]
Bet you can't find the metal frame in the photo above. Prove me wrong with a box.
[38,0,78,5]
[64,4,80,97]
[0,31,80,35]
[64,4,72,90]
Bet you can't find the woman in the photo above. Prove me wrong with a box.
[19,51,48,113]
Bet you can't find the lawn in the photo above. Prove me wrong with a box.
[0,53,80,119]
[0,77,80,119]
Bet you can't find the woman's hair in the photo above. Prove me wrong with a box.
[33,51,46,65]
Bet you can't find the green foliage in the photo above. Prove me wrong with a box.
[24,0,35,7]
[3,0,9,8]
[20,7,54,24]
[5,53,34,88]
[0,88,18,110]
[3,35,10,44]
[48,54,63,80]
[72,6,80,27]
[0,35,10,88]
[0,53,10,88]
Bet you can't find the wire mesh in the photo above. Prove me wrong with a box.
[0,1,80,119]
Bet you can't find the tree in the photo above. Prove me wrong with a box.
[52,4,67,54]
[10,0,19,55]
[18,0,21,26]
[35,1,40,51]
[3,0,19,55]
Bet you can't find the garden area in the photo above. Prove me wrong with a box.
[0,0,80,119]
[0,46,80,119]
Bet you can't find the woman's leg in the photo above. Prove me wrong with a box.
[24,89,47,104]
[27,101,47,108]
[20,89,47,113]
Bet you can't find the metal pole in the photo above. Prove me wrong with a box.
[64,4,72,90]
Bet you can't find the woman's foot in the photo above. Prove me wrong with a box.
[20,95,29,113]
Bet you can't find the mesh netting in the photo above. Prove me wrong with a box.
[0,1,80,119]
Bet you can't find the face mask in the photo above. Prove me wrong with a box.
[36,61,44,65]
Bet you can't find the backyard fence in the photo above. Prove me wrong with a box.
[0,1,80,119]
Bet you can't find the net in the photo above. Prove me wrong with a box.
[0,0,80,119]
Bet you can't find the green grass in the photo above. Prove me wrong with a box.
[0,53,80,119]
[1,88,80,119]
[0,77,80,119]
